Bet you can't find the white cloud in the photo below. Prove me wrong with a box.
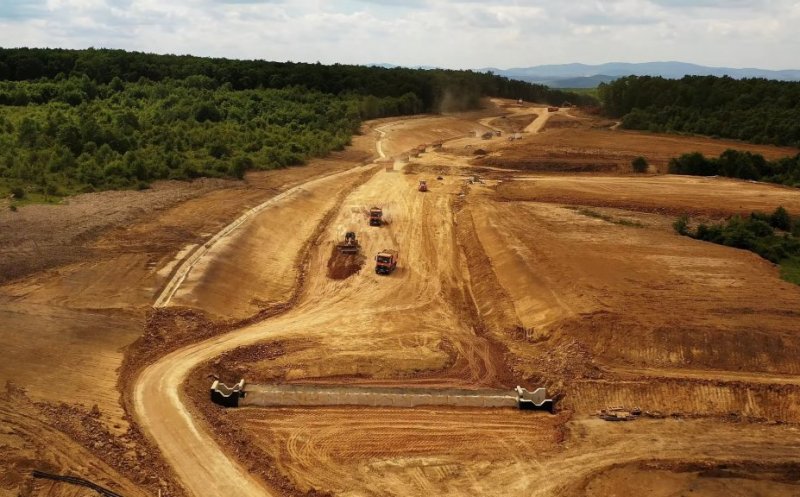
[0,0,797,69]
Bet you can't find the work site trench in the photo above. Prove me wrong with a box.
[210,381,554,411]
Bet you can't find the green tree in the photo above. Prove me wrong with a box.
[673,215,689,235]
[771,206,792,231]
[631,156,648,173]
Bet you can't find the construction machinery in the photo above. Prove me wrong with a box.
[336,231,359,254]
[418,180,428,192]
[596,406,642,421]
[375,249,398,275]
[369,207,383,226]
[548,106,559,112]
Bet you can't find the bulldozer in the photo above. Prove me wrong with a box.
[375,249,398,275]
[336,231,359,254]
[369,207,383,226]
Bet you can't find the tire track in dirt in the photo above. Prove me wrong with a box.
[135,118,504,497]
[152,165,374,309]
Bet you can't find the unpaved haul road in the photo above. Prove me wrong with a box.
[133,116,500,497]
[132,109,800,497]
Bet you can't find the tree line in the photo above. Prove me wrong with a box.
[0,77,411,196]
[1,48,595,202]
[667,149,800,187]
[0,48,594,112]
[598,75,800,147]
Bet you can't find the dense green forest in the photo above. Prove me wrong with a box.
[668,149,800,187]
[0,48,593,112]
[598,75,800,147]
[0,78,402,196]
[674,207,800,285]
[0,48,592,202]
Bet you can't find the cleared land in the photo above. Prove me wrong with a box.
[473,109,798,173]
[4,101,800,497]
[496,175,800,216]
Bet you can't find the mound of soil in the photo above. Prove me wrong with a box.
[327,245,366,280]
[488,114,536,133]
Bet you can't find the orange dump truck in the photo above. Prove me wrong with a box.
[375,249,398,275]
[369,207,383,226]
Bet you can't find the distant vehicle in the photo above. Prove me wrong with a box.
[369,207,383,226]
[418,180,428,192]
[481,131,494,140]
[547,106,559,112]
[375,249,398,275]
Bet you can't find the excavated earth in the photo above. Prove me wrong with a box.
[4,100,800,497]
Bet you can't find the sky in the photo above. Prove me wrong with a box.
[0,0,798,70]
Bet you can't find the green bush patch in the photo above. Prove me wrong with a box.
[674,206,800,286]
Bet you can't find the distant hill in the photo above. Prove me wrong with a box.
[481,62,800,87]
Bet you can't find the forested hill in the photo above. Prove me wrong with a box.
[598,75,800,147]
[0,48,594,111]
[0,48,593,202]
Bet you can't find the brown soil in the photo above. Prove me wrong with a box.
[487,113,537,133]
[474,113,798,173]
[326,245,366,280]
[6,99,800,497]
[0,383,162,497]
[581,461,800,497]
[496,175,800,217]
[0,177,230,284]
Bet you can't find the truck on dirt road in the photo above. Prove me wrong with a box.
[369,207,383,226]
[375,249,398,275]
[418,180,428,192]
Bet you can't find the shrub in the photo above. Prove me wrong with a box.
[10,186,25,199]
[673,215,689,235]
[631,156,648,173]
[676,209,800,284]
[770,206,792,231]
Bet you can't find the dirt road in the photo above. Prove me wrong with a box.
[7,100,796,497]
[133,115,508,497]
[130,105,800,497]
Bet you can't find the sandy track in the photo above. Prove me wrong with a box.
[154,166,374,309]
[235,407,563,496]
[132,103,800,497]
[133,114,507,497]
[232,410,800,497]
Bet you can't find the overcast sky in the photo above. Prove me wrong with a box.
[1,0,798,70]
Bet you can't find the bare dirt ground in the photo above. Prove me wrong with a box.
[496,175,800,217]
[0,133,376,431]
[0,127,378,495]
[5,100,800,497]
[471,108,798,173]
